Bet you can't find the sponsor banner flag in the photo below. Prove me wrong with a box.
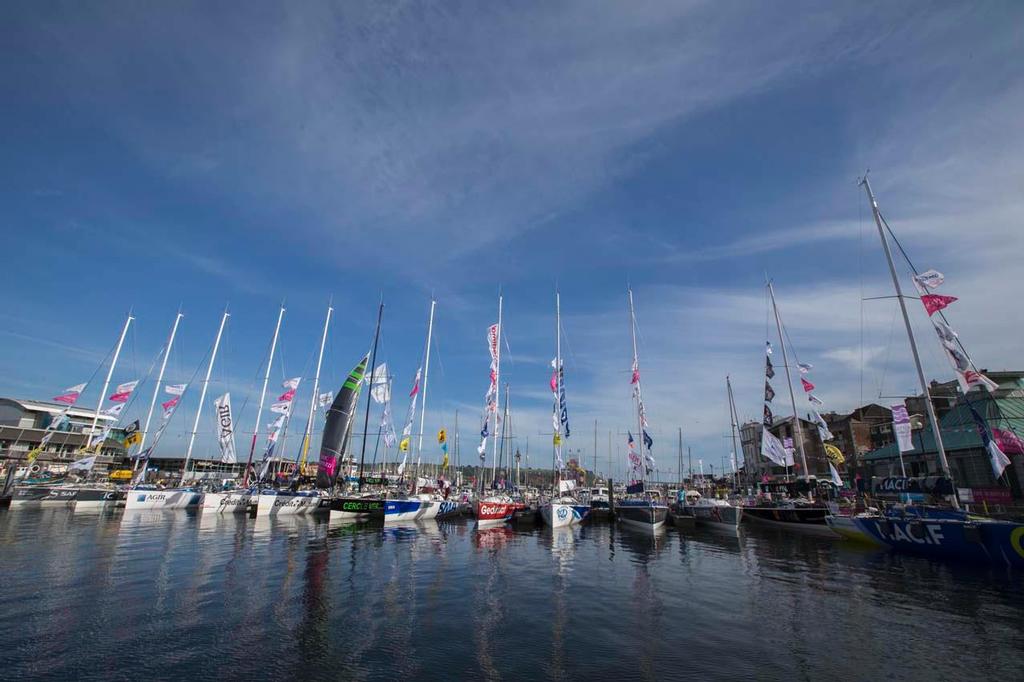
[797,363,813,374]
[161,396,180,415]
[409,368,422,397]
[270,401,291,415]
[438,428,447,445]
[214,393,237,464]
[488,324,499,362]
[913,269,945,289]
[763,404,774,427]
[824,443,845,465]
[630,359,640,385]
[920,293,958,316]
[808,394,823,406]
[642,430,653,450]
[278,388,296,402]
[811,410,833,442]
[123,420,142,448]
[108,380,139,403]
[891,403,914,453]
[765,357,775,380]
[801,378,815,393]
[53,383,87,404]
[765,341,773,356]
[764,381,775,403]
[282,376,301,390]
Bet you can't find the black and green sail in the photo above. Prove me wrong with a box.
[316,353,369,488]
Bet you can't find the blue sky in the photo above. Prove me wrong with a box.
[2,2,1022,480]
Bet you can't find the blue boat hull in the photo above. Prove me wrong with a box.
[853,515,1024,568]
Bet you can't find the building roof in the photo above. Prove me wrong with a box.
[862,391,1024,462]
[0,397,119,422]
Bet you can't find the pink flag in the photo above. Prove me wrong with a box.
[108,380,139,403]
[801,378,815,393]
[994,428,1024,456]
[278,389,296,402]
[921,294,958,316]
[161,396,180,412]
[409,368,422,397]
[488,324,499,362]
[550,370,558,393]
[630,360,640,385]
[53,383,86,404]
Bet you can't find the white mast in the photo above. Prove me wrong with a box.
[137,311,182,467]
[860,176,955,497]
[242,304,284,486]
[179,309,229,485]
[727,375,741,490]
[413,299,436,495]
[768,281,810,479]
[299,303,333,472]
[490,293,503,484]
[86,312,134,466]
[628,288,645,489]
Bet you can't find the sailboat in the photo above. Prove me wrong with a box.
[540,292,589,528]
[474,294,518,527]
[385,299,443,523]
[615,289,668,532]
[741,283,834,534]
[840,176,1024,567]
[255,303,333,517]
[125,309,230,510]
[327,348,382,520]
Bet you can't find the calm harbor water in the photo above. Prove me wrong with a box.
[1,510,1022,681]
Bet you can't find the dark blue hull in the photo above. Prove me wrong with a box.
[853,515,1024,568]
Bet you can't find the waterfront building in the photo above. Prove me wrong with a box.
[0,397,125,474]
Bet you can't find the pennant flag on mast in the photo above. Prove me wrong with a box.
[760,429,793,467]
[993,428,1024,456]
[763,405,774,427]
[797,363,813,374]
[368,363,390,404]
[808,394,823,406]
[967,403,1011,479]
[920,293,958,316]
[214,393,237,464]
[913,269,945,289]
[801,378,815,393]
[764,382,775,403]
[123,420,141,448]
[108,380,139,403]
[829,462,843,487]
[53,383,86,405]
[765,357,775,380]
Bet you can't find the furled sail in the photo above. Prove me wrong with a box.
[316,354,369,488]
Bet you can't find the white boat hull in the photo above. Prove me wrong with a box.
[255,492,323,516]
[540,503,579,528]
[202,491,252,514]
[123,489,203,509]
[384,497,440,523]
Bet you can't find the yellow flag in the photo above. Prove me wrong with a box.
[442,453,449,468]
[553,433,562,446]
[26,446,42,464]
[400,436,410,452]
[438,428,447,445]
[824,443,845,464]
[124,431,142,448]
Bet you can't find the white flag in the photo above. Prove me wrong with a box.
[318,391,334,408]
[103,403,125,417]
[913,269,945,289]
[69,454,97,471]
[891,403,914,453]
[988,440,1011,479]
[811,410,834,442]
[165,383,186,396]
[282,377,301,390]
[829,462,843,487]
[797,363,813,374]
[214,393,237,464]
[761,429,794,467]
[367,363,390,404]
[270,401,292,415]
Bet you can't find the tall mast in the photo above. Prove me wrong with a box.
[138,311,182,466]
[860,177,954,496]
[593,419,598,485]
[357,302,383,489]
[628,288,645,489]
[727,375,741,490]
[413,299,436,495]
[87,312,134,464]
[554,290,562,491]
[768,281,810,479]
[678,427,683,489]
[454,409,460,483]
[490,294,503,484]
[179,308,229,485]
[299,303,333,473]
[241,305,284,487]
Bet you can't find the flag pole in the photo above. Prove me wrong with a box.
[490,293,503,485]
